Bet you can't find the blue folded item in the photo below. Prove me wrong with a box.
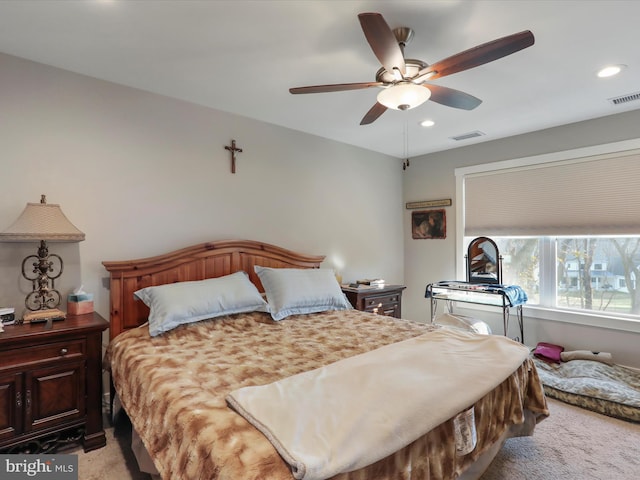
[483,284,528,306]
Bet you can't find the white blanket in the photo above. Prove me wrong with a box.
[226,327,529,480]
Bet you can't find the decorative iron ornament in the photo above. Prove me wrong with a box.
[21,240,63,311]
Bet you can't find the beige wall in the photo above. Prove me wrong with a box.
[2,51,638,368]
[403,109,640,368]
[0,52,405,332]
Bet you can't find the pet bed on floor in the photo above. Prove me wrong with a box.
[533,357,640,423]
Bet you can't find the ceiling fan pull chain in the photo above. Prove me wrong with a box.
[403,120,410,170]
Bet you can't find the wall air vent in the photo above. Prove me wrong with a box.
[608,91,640,105]
[450,130,486,141]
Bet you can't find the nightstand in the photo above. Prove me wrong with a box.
[0,312,108,453]
[342,285,406,318]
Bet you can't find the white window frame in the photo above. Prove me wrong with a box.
[455,138,640,334]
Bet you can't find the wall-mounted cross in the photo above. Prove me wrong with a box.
[224,139,243,174]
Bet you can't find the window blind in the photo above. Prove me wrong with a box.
[463,150,640,236]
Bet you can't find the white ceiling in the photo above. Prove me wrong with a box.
[1,0,639,158]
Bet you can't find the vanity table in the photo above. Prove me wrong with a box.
[427,236,527,343]
[426,281,526,342]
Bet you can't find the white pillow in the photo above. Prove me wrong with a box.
[255,266,351,321]
[134,271,269,337]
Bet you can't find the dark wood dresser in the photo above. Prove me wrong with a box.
[342,285,406,318]
[0,312,108,453]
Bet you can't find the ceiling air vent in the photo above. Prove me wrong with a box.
[450,130,486,141]
[608,91,640,105]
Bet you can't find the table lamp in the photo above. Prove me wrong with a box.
[0,195,85,311]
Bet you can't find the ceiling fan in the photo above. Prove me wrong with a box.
[290,12,535,125]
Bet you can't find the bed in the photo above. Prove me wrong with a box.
[103,239,549,480]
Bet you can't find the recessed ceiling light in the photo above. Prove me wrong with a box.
[597,64,626,78]
[420,119,435,127]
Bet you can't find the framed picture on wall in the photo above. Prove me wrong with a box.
[412,209,446,239]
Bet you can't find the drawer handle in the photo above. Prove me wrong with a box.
[26,390,31,414]
[16,391,22,408]
[60,348,68,356]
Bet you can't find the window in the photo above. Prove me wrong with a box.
[456,139,640,332]
[478,236,640,317]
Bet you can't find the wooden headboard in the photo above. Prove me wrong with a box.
[102,239,325,340]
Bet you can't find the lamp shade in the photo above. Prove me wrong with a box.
[0,195,85,242]
[377,83,431,111]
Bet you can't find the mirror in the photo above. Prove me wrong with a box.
[466,237,502,284]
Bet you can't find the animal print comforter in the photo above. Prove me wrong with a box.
[105,310,548,480]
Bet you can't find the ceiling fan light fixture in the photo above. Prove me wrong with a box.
[377,83,431,111]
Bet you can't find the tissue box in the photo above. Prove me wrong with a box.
[67,293,94,315]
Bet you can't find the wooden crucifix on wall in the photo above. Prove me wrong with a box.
[224,139,243,174]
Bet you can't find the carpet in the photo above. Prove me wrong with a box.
[68,399,640,480]
[64,413,151,480]
[481,397,640,479]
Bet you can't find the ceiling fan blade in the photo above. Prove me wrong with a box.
[360,102,388,125]
[415,30,535,81]
[290,82,383,94]
[358,12,406,76]
[426,84,482,110]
